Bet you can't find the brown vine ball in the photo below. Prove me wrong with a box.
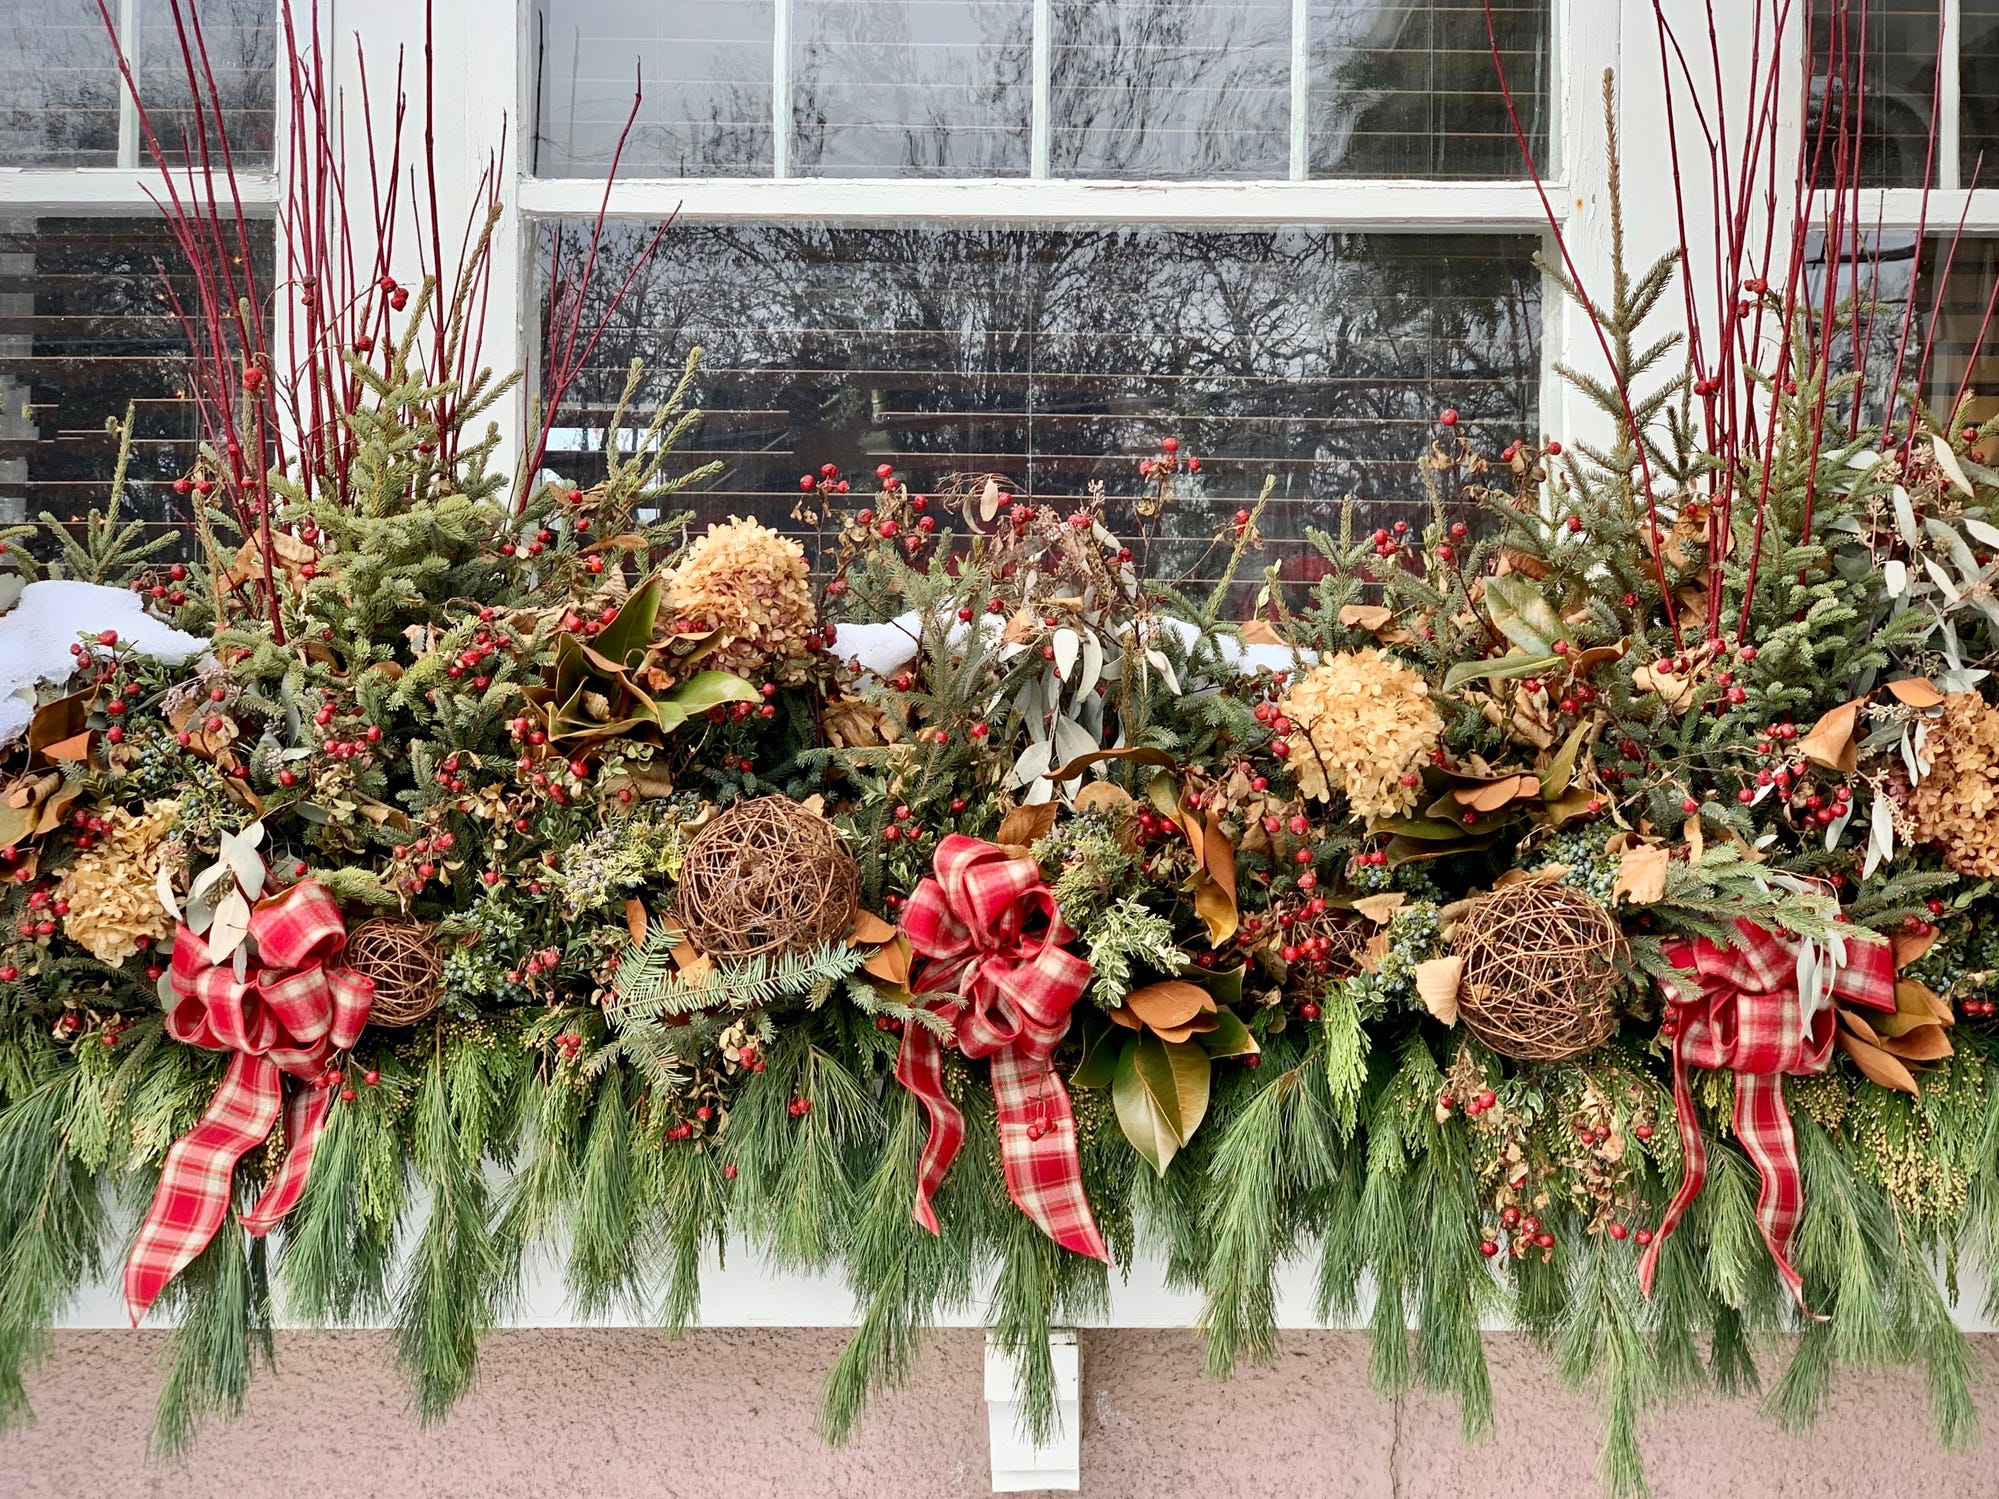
[343,918,445,1026]
[1451,882,1625,1062]
[674,796,860,962]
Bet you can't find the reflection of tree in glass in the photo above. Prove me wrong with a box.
[1309,0,1547,179]
[537,224,1538,587]
[531,0,775,176]
[1050,0,1291,178]
[791,0,1031,177]
[140,0,279,164]
[0,0,122,165]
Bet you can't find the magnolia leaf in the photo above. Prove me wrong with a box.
[1353,892,1406,924]
[1836,1027,1920,1094]
[1797,697,1864,773]
[1540,720,1591,800]
[1337,604,1394,632]
[1441,651,1561,694]
[593,573,664,670]
[1484,575,1571,655]
[849,910,897,946]
[1112,1031,1212,1176]
[1613,843,1671,905]
[1193,1007,1259,1059]
[1073,781,1134,815]
[1070,1008,1121,1089]
[862,933,914,987]
[1047,744,1177,782]
[1886,677,1944,709]
[650,671,761,735]
[1415,956,1463,1024]
[996,802,1058,849]
[625,898,648,947]
[1122,979,1215,1032]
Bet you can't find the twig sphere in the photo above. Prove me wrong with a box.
[675,796,859,962]
[1452,882,1624,1062]
[344,917,445,1026]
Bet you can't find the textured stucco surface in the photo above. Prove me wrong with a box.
[7,1328,1999,1497]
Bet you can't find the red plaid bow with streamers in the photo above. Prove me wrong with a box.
[1638,917,1894,1311]
[895,834,1108,1261]
[125,880,372,1323]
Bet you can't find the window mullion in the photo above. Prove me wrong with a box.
[1031,0,1051,180]
[773,0,792,179]
[1289,0,1309,181]
[116,0,141,169]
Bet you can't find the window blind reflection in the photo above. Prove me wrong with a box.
[1808,0,1943,189]
[0,217,273,551]
[792,0,1032,176]
[533,0,776,176]
[0,0,122,167]
[535,223,1541,588]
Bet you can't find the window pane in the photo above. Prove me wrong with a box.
[1311,0,1547,179]
[0,1,120,166]
[533,0,775,176]
[1963,1,1999,185]
[137,0,278,169]
[0,216,273,554]
[534,223,1541,588]
[792,0,1032,176]
[1808,1,1941,188]
[1050,0,1292,179]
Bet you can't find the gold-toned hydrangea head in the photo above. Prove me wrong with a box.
[1279,649,1443,818]
[1908,693,1999,876]
[57,801,180,964]
[666,517,815,675]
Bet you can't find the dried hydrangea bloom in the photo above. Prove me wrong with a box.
[666,517,816,675]
[57,800,180,964]
[1908,693,1999,876]
[1280,650,1443,819]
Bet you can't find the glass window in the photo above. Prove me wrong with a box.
[0,1,121,167]
[1311,0,1548,178]
[1048,0,1292,179]
[0,217,274,551]
[792,0,1032,176]
[1808,1,1942,189]
[136,0,279,169]
[532,0,776,176]
[533,223,1541,586]
[1962,1,1999,185]
[529,0,1551,181]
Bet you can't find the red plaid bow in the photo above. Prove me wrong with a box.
[1638,917,1894,1311]
[895,834,1107,1261]
[125,880,373,1323]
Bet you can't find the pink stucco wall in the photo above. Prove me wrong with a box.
[6,1329,1997,1496]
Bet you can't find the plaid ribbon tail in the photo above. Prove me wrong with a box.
[124,1051,284,1324]
[1734,1072,1818,1315]
[990,1047,1107,1262]
[241,1084,333,1237]
[1638,1036,1706,1299]
[896,1016,965,1236]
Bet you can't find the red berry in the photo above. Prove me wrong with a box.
[1480,1239,1499,1257]
[1161,436,1179,453]
[1439,408,1459,427]
[1608,1222,1628,1241]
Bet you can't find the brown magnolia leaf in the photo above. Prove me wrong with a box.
[40,731,92,763]
[1359,931,1392,973]
[1151,1012,1221,1045]
[980,476,1003,522]
[1193,875,1238,946]
[1570,640,1629,675]
[1108,1005,1143,1031]
[1003,609,1039,645]
[996,802,1059,849]
[1238,618,1287,646]
[1047,745,1178,783]
[862,934,913,987]
[1496,548,1551,580]
[676,953,716,988]
[1073,781,1134,815]
[27,693,89,763]
[1797,697,1864,773]
[1875,1023,1953,1062]
[1892,925,1941,972]
[1415,956,1463,1024]
[625,898,648,947]
[849,910,897,946]
[1123,982,1217,1032]
[1886,677,1945,709]
[1839,1008,1884,1045]
[1613,843,1671,905]
[1201,810,1237,902]
[1337,604,1395,631]
[1353,892,1406,924]
[1454,773,1541,814]
[1631,662,1699,714]
[1837,1029,1921,1093]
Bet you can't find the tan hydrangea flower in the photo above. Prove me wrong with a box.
[666,517,816,674]
[57,800,180,964]
[1280,650,1443,819]
[1908,693,1999,876]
